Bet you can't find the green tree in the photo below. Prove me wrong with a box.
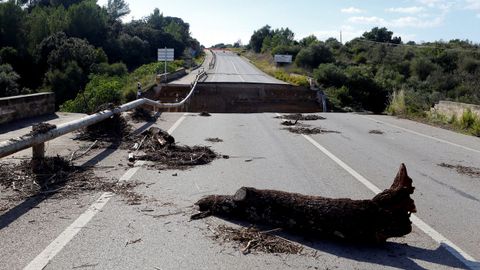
[362,27,401,44]
[44,61,83,106]
[314,63,347,88]
[249,25,273,53]
[295,43,334,69]
[66,0,108,46]
[0,1,25,49]
[106,0,129,20]
[0,64,21,97]
[299,35,318,47]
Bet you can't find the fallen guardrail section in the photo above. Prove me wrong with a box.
[0,71,207,160]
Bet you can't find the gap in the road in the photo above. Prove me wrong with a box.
[300,132,479,270]
[23,114,188,270]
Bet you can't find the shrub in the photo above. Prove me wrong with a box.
[458,109,477,130]
[295,43,334,69]
[61,75,124,113]
[314,63,347,88]
[325,86,353,110]
[471,121,480,137]
[387,89,406,116]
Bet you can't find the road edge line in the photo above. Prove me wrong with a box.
[24,113,188,270]
[361,115,480,154]
[301,134,479,270]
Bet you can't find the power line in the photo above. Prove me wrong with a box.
[348,38,480,54]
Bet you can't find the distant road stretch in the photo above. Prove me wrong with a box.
[205,50,288,84]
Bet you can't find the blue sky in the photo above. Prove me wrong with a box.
[97,0,480,46]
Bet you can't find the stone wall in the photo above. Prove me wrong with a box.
[0,93,55,125]
[433,100,480,118]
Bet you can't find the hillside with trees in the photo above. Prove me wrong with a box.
[0,0,202,110]
[246,25,480,116]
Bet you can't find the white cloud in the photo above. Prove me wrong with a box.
[340,7,365,14]
[347,15,444,28]
[386,6,425,14]
[465,0,480,16]
[466,0,480,9]
[348,16,387,24]
[390,16,443,27]
[417,0,443,7]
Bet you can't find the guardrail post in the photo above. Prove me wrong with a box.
[32,143,45,160]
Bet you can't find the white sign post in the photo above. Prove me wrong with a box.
[158,48,175,75]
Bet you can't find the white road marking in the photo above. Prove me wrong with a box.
[24,114,188,270]
[167,114,187,135]
[301,134,479,270]
[24,192,114,270]
[362,115,480,154]
[230,60,245,82]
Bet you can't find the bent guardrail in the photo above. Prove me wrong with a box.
[0,71,207,160]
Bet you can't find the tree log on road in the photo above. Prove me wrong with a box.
[192,164,416,243]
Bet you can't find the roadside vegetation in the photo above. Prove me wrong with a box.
[0,0,203,111]
[234,25,480,116]
[227,25,480,135]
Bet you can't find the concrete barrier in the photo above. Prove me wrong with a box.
[0,93,55,125]
[155,83,321,113]
[156,69,187,84]
[433,101,480,118]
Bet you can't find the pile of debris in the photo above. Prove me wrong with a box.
[192,164,416,243]
[75,114,132,146]
[276,113,338,135]
[128,127,220,169]
[205,137,223,143]
[74,104,133,146]
[28,122,56,136]
[211,225,303,255]
[369,130,384,135]
[283,127,339,135]
[276,114,326,121]
[439,163,480,178]
[129,107,157,123]
[0,156,142,204]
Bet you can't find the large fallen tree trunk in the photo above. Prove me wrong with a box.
[192,164,416,243]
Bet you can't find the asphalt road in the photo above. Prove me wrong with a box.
[1,112,480,269]
[204,50,288,84]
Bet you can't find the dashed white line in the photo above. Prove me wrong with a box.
[167,114,187,135]
[362,115,480,154]
[230,60,245,82]
[24,114,188,270]
[24,192,113,270]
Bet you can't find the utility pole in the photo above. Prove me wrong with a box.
[340,30,343,44]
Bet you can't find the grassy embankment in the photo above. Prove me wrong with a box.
[233,49,310,87]
[61,60,187,113]
[388,89,480,137]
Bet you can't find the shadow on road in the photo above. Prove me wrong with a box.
[0,113,59,134]
[292,235,471,270]
[210,218,471,270]
[0,118,157,230]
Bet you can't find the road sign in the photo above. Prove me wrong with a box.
[158,48,174,61]
[274,54,292,63]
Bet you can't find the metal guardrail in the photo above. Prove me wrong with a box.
[0,70,207,160]
[208,50,216,70]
